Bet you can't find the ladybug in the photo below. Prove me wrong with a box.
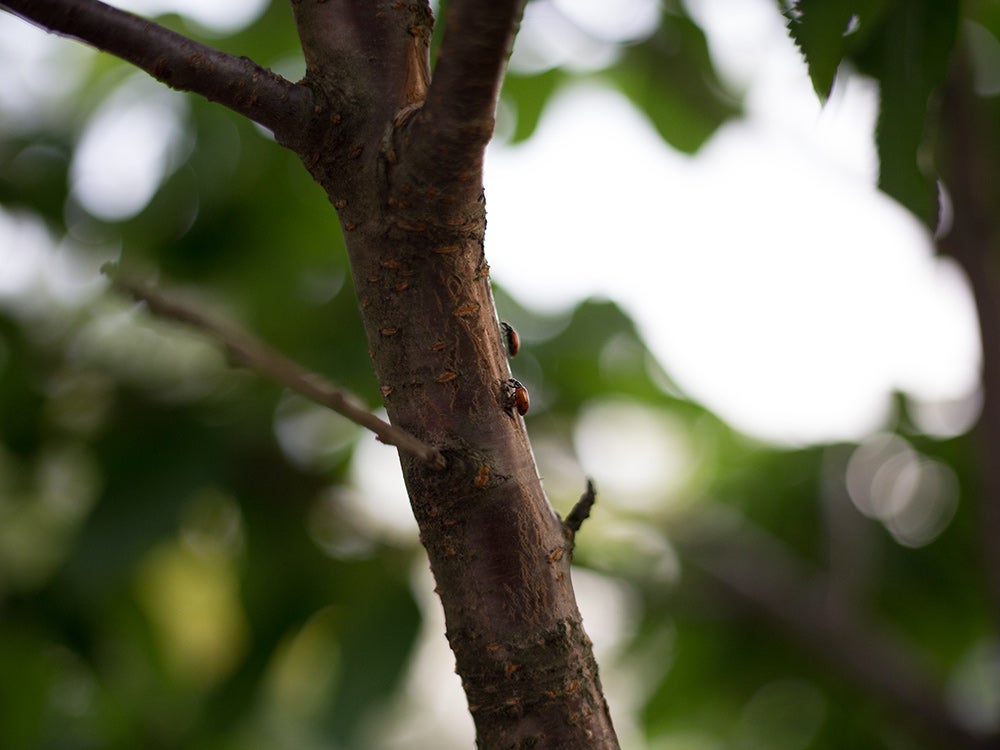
[500,321,520,357]
[504,377,530,416]
[514,384,530,416]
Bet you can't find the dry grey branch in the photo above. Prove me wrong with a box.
[103,266,446,470]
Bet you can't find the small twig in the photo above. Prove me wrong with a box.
[102,265,446,470]
[564,478,597,536]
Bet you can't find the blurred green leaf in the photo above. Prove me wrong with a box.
[605,9,740,154]
[0,318,46,456]
[855,0,959,227]
[0,628,52,750]
[0,137,71,224]
[501,68,566,143]
[326,571,420,745]
[782,0,960,225]
[781,0,862,99]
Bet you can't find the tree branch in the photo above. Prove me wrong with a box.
[564,478,597,536]
[289,0,429,115]
[103,266,446,470]
[676,517,998,750]
[937,53,1000,623]
[404,0,525,182]
[0,0,313,148]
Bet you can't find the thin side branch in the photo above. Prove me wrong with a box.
[0,0,313,148]
[564,478,596,536]
[103,266,446,470]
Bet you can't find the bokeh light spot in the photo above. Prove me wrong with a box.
[845,434,958,547]
[134,540,249,686]
[70,75,190,221]
[574,398,693,511]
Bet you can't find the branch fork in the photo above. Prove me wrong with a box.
[103,265,446,470]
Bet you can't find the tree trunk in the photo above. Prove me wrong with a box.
[0,0,620,746]
[290,2,618,744]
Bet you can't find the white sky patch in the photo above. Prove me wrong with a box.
[486,1,982,445]
[574,399,693,511]
[114,0,269,35]
[551,0,660,43]
[509,1,621,74]
[0,210,50,300]
[0,16,94,128]
[684,0,796,93]
[0,208,109,312]
[70,75,190,222]
[509,0,659,76]
[487,85,691,311]
[345,421,417,543]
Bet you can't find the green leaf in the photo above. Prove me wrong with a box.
[500,68,566,144]
[783,0,960,225]
[325,574,420,745]
[781,0,860,99]
[854,0,960,226]
[607,11,740,154]
[780,0,896,99]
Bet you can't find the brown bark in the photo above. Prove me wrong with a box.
[0,0,619,745]
[288,1,618,744]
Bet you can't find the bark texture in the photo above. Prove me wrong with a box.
[288,2,618,744]
[0,0,620,746]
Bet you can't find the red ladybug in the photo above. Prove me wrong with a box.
[514,384,530,415]
[500,321,520,357]
[505,377,529,416]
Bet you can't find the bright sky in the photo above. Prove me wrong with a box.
[485,0,982,445]
[0,0,982,446]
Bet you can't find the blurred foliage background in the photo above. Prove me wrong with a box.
[2,0,1000,748]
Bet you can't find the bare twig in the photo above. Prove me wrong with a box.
[564,478,597,536]
[103,266,446,470]
[0,0,313,148]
